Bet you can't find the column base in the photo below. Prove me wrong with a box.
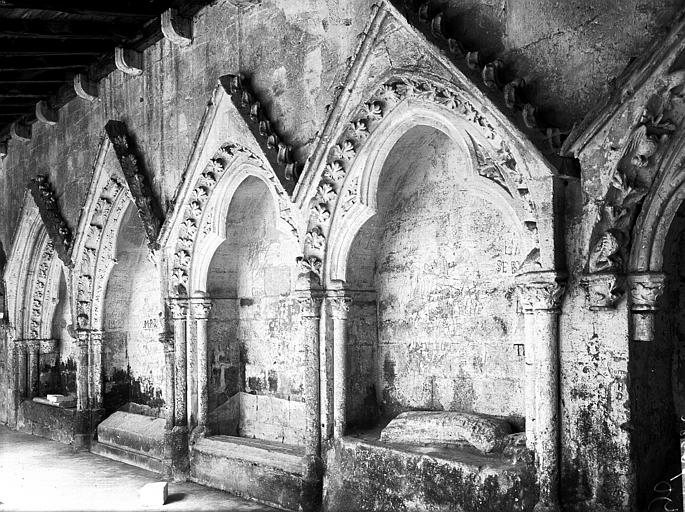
[189,425,208,446]
[166,426,189,481]
[300,454,323,512]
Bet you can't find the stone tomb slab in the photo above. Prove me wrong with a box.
[380,410,513,453]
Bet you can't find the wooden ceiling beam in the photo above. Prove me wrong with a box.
[0,3,160,19]
[0,19,139,41]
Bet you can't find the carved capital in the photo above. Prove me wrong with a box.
[627,272,666,312]
[326,295,352,320]
[581,272,624,310]
[516,271,566,313]
[190,299,213,320]
[26,338,41,352]
[90,330,103,345]
[159,332,175,353]
[294,293,323,318]
[168,299,189,320]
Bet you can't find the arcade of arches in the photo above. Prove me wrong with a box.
[1,2,685,512]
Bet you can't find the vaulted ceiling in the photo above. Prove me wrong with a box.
[0,0,213,141]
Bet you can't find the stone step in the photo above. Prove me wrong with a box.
[191,435,305,511]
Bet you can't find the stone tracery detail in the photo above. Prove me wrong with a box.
[300,75,539,283]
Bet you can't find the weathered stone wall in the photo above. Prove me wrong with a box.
[347,126,528,426]
[206,177,303,444]
[403,0,683,128]
[102,205,164,416]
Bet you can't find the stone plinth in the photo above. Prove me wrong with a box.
[379,411,513,453]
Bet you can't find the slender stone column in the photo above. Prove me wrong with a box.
[517,271,566,512]
[89,330,104,410]
[296,292,323,512]
[169,299,188,427]
[76,331,90,410]
[627,272,666,342]
[327,294,351,440]
[159,331,175,430]
[27,339,41,399]
[8,334,22,426]
[17,339,27,401]
[190,298,212,436]
[522,312,536,450]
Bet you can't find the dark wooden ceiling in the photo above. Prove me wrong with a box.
[0,0,213,142]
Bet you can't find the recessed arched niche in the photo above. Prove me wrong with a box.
[205,175,303,445]
[102,203,164,417]
[344,125,528,438]
[633,203,684,509]
[39,270,77,398]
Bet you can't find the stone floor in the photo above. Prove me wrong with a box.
[0,426,275,511]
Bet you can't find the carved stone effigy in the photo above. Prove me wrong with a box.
[28,175,72,265]
[220,74,301,190]
[104,120,164,251]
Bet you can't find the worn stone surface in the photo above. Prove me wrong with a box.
[2,1,685,512]
[97,411,166,461]
[380,410,514,453]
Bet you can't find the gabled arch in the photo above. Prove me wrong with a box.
[299,73,550,286]
[159,79,303,297]
[4,192,65,340]
[69,136,134,331]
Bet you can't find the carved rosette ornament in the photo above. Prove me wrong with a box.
[301,75,538,284]
[29,240,55,338]
[169,142,297,296]
[28,176,72,264]
[581,272,625,311]
[516,271,566,313]
[627,272,666,342]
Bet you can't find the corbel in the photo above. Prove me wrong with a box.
[104,120,164,250]
[35,100,58,126]
[10,120,31,142]
[161,8,192,47]
[74,74,98,102]
[115,47,143,76]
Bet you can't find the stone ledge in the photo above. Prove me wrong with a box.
[191,435,306,511]
[91,440,166,475]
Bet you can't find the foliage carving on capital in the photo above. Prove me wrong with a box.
[29,176,72,264]
[628,272,666,311]
[581,272,624,311]
[190,299,213,320]
[327,296,352,320]
[516,272,566,312]
[295,294,323,318]
[168,299,189,320]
